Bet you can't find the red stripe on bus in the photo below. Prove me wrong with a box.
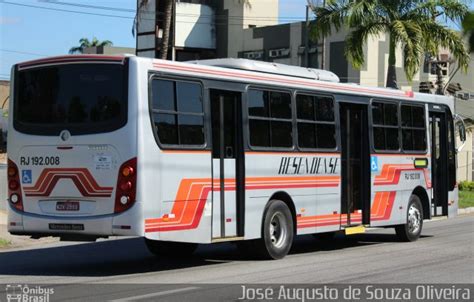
[23,168,113,197]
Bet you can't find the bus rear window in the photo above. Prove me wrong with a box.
[14,63,127,135]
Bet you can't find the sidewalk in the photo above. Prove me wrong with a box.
[0,210,58,249]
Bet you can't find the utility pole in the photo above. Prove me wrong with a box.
[305,5,310,67]
[320,0,326,70]
[172,0,176,61]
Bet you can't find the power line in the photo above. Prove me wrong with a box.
[38,0,137,14]
[39,0,307,21]
[1,1,134,20]
[1,1,303,26]
[0,48,48,57]
[4,0,306,23]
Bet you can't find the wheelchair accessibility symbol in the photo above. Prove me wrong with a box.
[22,170,32,184]
[370,156,379,172]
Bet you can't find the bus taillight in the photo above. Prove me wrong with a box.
[114,158,137,213]
[7,159,23,212]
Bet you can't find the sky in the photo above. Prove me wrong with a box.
[0,0,309,79]
[0,0,472,80]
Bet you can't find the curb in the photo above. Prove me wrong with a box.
[458,207,474,215]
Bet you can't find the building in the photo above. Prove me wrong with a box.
[83,46,135,56]
[0,80,9,111]
[135,0,279,60]
[0,80,9,152]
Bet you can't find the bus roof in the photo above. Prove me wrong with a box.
[144,57,454,110]
[13,54,454,112]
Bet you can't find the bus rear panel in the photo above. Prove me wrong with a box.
[7,56,141,239]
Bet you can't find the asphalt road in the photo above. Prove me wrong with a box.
[0,214,472,301]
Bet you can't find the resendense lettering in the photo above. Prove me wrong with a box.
[278,157,339,175]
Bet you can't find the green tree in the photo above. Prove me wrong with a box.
[463,11,474,52]
[69,37,113,54]
[309,0,470,88]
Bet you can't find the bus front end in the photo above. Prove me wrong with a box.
[7,55,142,240]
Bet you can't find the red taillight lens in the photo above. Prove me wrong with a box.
[8,180,19,190]
[7,167,17,177]
[114,158,137,213]
[120,181,132,191]
[8,159,23,212]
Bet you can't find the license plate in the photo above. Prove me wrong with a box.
[49,223,84,231]
[56,201,80,211]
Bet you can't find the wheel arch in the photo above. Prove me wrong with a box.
[412,186,430,219]
[268,191,297,234]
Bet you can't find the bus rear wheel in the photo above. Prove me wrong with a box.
[395,195,423,242]
[144,238,198,257]
[255,200,294,260]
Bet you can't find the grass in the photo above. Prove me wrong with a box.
[459,191,474,209]
[0,238,11,248]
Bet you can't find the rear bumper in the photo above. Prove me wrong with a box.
[7,202,144,238]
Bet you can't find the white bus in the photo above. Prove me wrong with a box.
[7,55,466,259]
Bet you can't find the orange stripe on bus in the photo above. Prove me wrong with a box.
[145,176,341,232]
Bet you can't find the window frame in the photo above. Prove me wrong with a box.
[295,91,338,152]
[246,86,295,151]
[148,74,207,150]
[400,103,428,154]
[370,99,401,153]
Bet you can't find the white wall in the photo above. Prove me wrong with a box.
[175,3,216,49]
[457,127,474,182]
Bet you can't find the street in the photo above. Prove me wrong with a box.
[0,214,472,301]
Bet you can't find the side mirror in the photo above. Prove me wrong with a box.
[454,114,467,152]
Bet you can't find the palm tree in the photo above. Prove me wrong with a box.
[463,11,474,52]
[133,0,251,60]
[69,37,113,54]
[309,0,470,89]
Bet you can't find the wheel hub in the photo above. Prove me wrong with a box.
[269,212,287,248]
[408,204,421,234]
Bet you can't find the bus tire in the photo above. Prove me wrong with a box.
[144,238,198,257]
[256,200,294,260]
[395,195,423,242]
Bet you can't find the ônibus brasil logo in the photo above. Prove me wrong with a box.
[5,284,54,302]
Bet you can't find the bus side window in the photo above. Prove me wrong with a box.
[401,104,427,152]
[296,93,336,150]
[151,79,205,147]
[248,89,293,149]
[372,101,400,151]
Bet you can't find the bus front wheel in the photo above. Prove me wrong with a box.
[395,195,423,242]
[255,200,294,260]
[144,238,198,257]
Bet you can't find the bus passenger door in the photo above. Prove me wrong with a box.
[339,103,371,227]
[210,90,245,239]
[429,109,449,217]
